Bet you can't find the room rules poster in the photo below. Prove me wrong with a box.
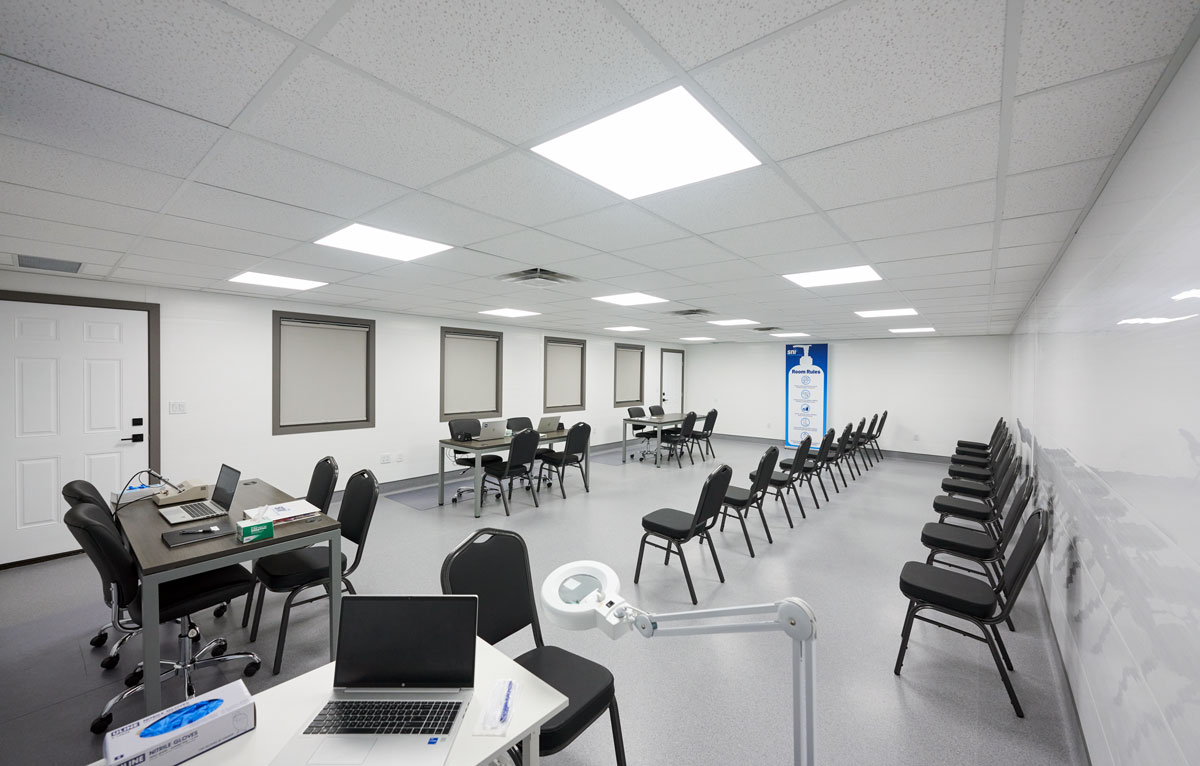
[785,344,828,448]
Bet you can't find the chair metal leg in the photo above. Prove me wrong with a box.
[755,498,774,544]
[893,601,918,675]
[723,504,755,557]
[675,541,698,605]
[241,584,255,628]
[609,698,628,766]
[983,623,1024,717]
[634,534,650,583]
[703,530,724,583]
[815,472,829,502]
[835,461,848,488]
[272,588,305,675]
[775,487,795,527]
[249,582,267,642]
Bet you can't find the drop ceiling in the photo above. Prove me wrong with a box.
[1,0,1198,343]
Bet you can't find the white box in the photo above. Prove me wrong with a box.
[104,680,256,766]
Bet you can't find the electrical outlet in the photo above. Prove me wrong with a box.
[168,401,187,415]
[379,453,391,464]
[394,453,405,463]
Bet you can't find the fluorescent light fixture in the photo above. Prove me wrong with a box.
[856,308,918,318]
[1117,315,1198,325]
[315,223,452,261]
[680,336,716,341]
[606,326,649,332]
[783,265,881,288]
[480,308,541,318]
[1171,289,1200,301]
[593,292,668,306]
[530,86,760,199]
[770,332,811,338]
[889,327,936,333]
[229,272,326,291]
[707,318,759,326]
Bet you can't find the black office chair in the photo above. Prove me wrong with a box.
[895,510,1050,717]
[648,405,665,416]
[442,529,627,766]
[537,422,590,498]
[720,446,780,557]
[688,408,719,459]
[751,434,810,523]
[65,502,261,733]
[659,411,696,468]
[635,464,732,605]
[448,419,502,504]
[247,469,379,674]
[305,455,339,514]
[482,429,540,515]
[627,406,657,461]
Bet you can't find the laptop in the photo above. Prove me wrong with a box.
[270,595,477,766]
[537,415,562,433]
[157,464,240,525]
[475,420,505,440]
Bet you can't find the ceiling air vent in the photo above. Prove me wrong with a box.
[17,255,82,273]
[498,268,578,287]
[668,308,713,317]
[753,326,782,332]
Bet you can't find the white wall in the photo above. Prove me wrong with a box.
[685,336,1011,456]
[1,270,679,496]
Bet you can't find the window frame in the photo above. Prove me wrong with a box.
[613,342,645,407]
[272,310,376,436]
[543,336,586,414]
[440,326,504,422]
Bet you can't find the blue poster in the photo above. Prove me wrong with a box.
[785,344,828,448]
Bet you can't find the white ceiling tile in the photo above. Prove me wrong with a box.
[0,135,183,211]
[694,0,1004,158]
[652,284,724,301]
[144,215,296,256]
[782,106,1000,209]
[109,268,217,288]
[704,214,844,257]
[195,133,409,218]
[999,210,1081,247]
[552,253,653,280]
[0,236,124,266]
[994,278,1044,294]
[902,285,992,300]
[997,243,1060,268]
[356,262,469,286]
[320,0,671,144]
[129,238,265,270]
[0,212,134,252]
[304,284,396,301]
[166,183,343,241]
[874,250,992,279]
[250,258,363,284]
[600,270,696,291]
[240,53,506,187]
[0,0,295,124]
[282,292,369,308]
[1009,61,1165,173]
[829,181,996,241]
[421,249,528,277]
[996,264,1051,283]
[889,271,992,290]
[360,193,523,247]
[0,58,222,176]
[670,258,770,284]
[540,204,687,251]
[1015,0,1199,94]
[223,0,340,39]
[749,244,863,274]
[1003,157,1109,219]
[118,253,239,280]
[803,281,899,298]
[636,166,811,233]
[857,223,994,261]
[615,236,737,270]
[0,183,155,235]
[619,0,840,69]
[471,228,599,265]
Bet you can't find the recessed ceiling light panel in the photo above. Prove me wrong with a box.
[784,265,882,288]
[856,308,918,318]
[531,86,760,199]
[1117,315,1198,325]
[770,332,811,337]
[480,308,541,318]
[315,223,452,261]
[1171,289,1200,301]
[606,326,649,332]
[680,336,715,341]
[229,272,327,291]
[593,292,668,306]
[889,327,936,333]
[707,318,759,326]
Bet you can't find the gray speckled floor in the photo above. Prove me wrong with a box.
[0,439,1089,765]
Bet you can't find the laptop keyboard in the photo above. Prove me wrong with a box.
[304,700,462,735]
[181,502,221,519]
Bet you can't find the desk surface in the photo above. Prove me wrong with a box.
[89,638,568,766]
[117,479,339,574]
[624,412,687,425]
[440,427,568,451]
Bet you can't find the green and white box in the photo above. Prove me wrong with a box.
[104,679,255,766]
[237,518,274,542]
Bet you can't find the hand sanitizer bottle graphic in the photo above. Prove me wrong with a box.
[789,345,825,446]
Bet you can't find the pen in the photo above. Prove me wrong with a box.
[182,526,219,535]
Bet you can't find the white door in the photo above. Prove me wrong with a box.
[661,350,684,413]
[0,300,150,564]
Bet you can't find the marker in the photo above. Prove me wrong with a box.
[182,526,219,535]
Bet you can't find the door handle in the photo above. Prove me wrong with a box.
[121,434,144,443]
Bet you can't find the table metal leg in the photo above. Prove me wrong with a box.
[621,421,628,464]
[473,453,484,518]
[654,426,663,467]
[437,446,445,506]
[142,575,162,713]
[523,729,541,766]
[329,534,341,659]
[584,442,591,490]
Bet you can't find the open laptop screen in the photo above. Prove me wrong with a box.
[334,595,477,689]
[210,464,241,510]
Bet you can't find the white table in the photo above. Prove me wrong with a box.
[91,638,568,766]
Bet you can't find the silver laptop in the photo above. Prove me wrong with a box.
[476,420,505,440]
[157,464,240,525]
[271,595,477,766]
[537,415,561,433]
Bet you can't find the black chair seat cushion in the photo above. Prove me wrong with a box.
[540,451,581,467]
[779,458,818,472]
[933,494,992,520]
[948,464,993,481]
[253,548,349,591]
[941,477,991,498]
[950,454,990,467]
[899,561,996,619]
[132,565,255,624]
[483,461,531,478]
[955,446,990,458]
[920,523,998,559]
[514,645,615,755]
[455,454,502,467]
[723,485,752,507]
[957,439,988,450]
[641,508,693,538]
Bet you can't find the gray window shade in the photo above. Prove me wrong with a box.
[545,340,583,409]
[279,321,368,426]
[615,346,643,404]
[443,332,499,415]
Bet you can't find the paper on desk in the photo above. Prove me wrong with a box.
[242,498,320,523]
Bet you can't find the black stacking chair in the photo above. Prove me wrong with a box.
[854,414,877,468]
[935,457,1021,541]
[305,456,339,514]
[846,417,870,474]
[720,446,780,557]
[448,419,502,504]
[442,529,627,766]
[823,423,855,490]
[751,435,809,523]
[866,410,887,460]
[482,428,540,515]
[782,428,834,507]
[65,502,261,733]
[248,469,379,674]
[941,443,1014,500]
[537,422,590,498]
[957,419,1007,457]
[635,464,732,605]
[948,436,1011,482]
[689,409,719,458]
[510,416,556,460]
[895,510,1050,718]
[659,411,697,468]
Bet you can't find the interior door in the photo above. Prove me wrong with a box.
[661,349,684,413]
[0,300,149,564]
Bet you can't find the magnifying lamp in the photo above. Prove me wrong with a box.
[541,561,816,766]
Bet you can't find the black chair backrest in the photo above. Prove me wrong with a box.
[997,510,1049,616]
[786,435,812,479]
[448,419,481,457]
[834,422,853,455]
[814,428,835,463]
[649,405,665,416]
[699,409,718,435]
[564,422,590,457]
[441,528,543,647]
[64,503,140,611]
[507,417,533,432]
[865,414,878,439]
[875,410,888,437]
[989,456,1022,508]
[62,479,111,515]
[507,429,540,472]
[855,417,866,436]
[678,411,697,438]
[998,479,1034,552]
[690,464,733,536]
[628,406,645,417]
[338,469,379,554]
[306,456,339,514]
[750,446,779,497]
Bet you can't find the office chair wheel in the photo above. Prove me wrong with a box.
[124,668,143,687]
[90,631,108,647]
[91,713,113,735]
[495,493,502,500]
[451,497,458,504]
[213,603,228,618]
[100,654,120,670]
[211,639,228,657]
[187,623,201,642]
[244,660,261,677]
